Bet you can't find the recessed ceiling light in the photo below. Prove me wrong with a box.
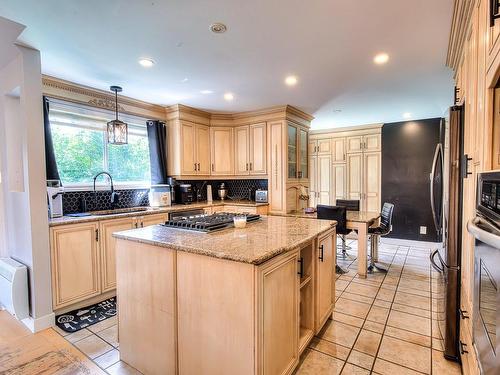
[224,92,234,101]
[200,90,214,94]
[210,22,227,33]
[138,58,155,67]
[285,76,298,86]
[373,53,389,65]
[403,112,412,119]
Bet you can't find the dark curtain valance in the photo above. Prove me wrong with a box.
[147,120,168,185]
[43,96,61,183]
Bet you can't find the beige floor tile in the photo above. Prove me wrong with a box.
[398,278,430,292]
[373,299,392,309]
[345,282,379,298]
[397,286,431,298]
[88,316,118,333]
[332,312,364,328]
[335,279,350,292]
[340,292,374,305]
[373,358,424,375]
[366,306,389,324]
[353,329,382,356]
[378,336,431,374]
[309,337,350,360]
[74,334,113,359]
[387,310,431,336]
[394,291,431,311]
[106,360,141,375]
[392,303,431,318]
[376,288,395,302]
[65,328,93,343]
[318,321,361,348]
[362,320,385,334]
[346,350,374,370]
[340,363,370,375]
[96,325,119,347]
[432,349,461,374]
[294,349,344,375]
[384,326,431,347]
[94,348,120,369]
[334,298,371,319]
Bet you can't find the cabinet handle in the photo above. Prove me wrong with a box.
[459,308,470,320]
[462,154,472,178]
[459,341,469,355]
[211,163,214,172]
[141,221,144,228]
[135,222,138,228]
[95,229,99,242]
[298,257,304,277]
[249,162,252,171]
[246,163,248,171]
[194,163,197,171]
[343,153,346,161]
[197,163,200,171]
[298,171,302,179]
[319,245,324,262]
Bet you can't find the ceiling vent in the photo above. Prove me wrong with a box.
[210,23,227,34]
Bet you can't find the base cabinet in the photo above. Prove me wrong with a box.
[115,229,336,375]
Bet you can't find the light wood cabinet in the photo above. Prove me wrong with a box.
[346,135,363,154]
[346,151,380,212]
[287,123,309,180]
[346,134,380,153]
[50,222,101,309]
[210,127,234,175]
[100,218,135,293]
[309,154,333,206]
[316,232,335,331]
[332,137,346,162]
[137,213,168,228]
[333,164,346,202]
[180,121,210,175]
[347,153,363,202]
[234,123,267,176]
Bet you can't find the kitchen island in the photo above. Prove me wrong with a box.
[113,215,336,375]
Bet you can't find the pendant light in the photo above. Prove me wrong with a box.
[107,85,128,145]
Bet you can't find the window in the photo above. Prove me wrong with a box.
[49,99,151,187]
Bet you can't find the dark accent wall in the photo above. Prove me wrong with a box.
[382,118,442,242]
[179,179,268,201]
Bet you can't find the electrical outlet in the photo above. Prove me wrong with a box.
[420,226,427,235]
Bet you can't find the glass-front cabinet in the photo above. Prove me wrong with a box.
[287,123,309,180]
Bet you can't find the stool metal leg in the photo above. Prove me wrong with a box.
[368,235,387,273]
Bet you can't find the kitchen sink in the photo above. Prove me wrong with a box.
[89,207,149,216]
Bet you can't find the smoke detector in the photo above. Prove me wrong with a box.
[210,22,227,33]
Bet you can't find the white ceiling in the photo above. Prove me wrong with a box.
[0,0,454,128]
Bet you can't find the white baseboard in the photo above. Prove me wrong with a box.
[380,237,444,249]
[22,312,55,333]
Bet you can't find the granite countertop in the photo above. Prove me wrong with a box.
[48,200,268,227]
[286,209,380,223]
[113,215,337,265]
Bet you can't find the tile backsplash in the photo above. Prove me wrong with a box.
[62,189,149,214]
[62,179,268,214]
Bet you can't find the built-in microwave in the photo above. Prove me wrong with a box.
[467,172,500,374]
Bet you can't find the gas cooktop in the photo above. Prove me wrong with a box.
[162,212,261,232]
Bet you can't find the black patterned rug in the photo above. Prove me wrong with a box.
[55,297,117,333]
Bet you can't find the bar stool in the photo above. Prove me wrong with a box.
[317,205,349,274]
[336,199,360,256]
[367,202,394,273]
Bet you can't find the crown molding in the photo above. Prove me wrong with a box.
[446,0,476,73]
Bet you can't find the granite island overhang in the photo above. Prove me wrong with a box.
[113,215,337,375]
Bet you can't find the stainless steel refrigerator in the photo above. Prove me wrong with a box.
[430,106,464,361]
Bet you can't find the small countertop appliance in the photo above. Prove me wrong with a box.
[47,185,64,218]
[175,184,194,204]
[255,189,268,203]
[149,184,172,207]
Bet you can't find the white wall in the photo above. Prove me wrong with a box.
[0,29,54,330]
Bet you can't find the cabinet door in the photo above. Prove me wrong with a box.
[210,127,234,175]
[288,124,298,179]
[249,123,267,174]
[333,164,346,202]
[318,155,332,205]
[309,140,317,155]
[100,218,134,292]
[316,232,335,331]
[317,138,332,155]
[332,137,346,162]
[363,134,381,152]
[347,153,363,202]
[141,213,168,228]
[196,124,210,175]
[363,152,381,212]
[234,126,250,175]
[309,155,318,207]
[299,128,308,179]
[346,136,363,153]
[258,251,299,375]
[180,122,197,175]
[50,223,100,309]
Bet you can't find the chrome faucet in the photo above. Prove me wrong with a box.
[93,172,120,209]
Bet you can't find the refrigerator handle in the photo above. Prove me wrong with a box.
[430,249,444,273]
[430,143,443,235]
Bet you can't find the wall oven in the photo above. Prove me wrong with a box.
[467,172,500,374]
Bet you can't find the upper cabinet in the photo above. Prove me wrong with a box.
[210,127,234,175]
[288,123,309,180]
[346,134,380,153]
[180,121,210,175]
[234,123,267,176]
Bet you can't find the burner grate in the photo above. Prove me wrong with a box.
[162,212,260,232]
